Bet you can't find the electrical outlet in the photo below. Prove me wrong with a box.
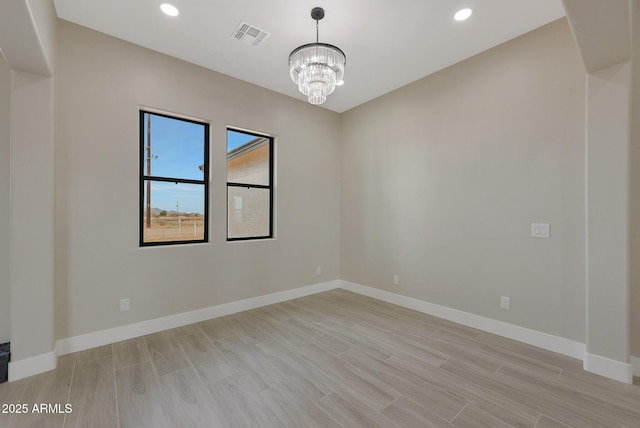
[393,275,400,285]
[316,266,322,275]
[120,298,130,312]
[531,223,550,239]
[500,296,511,310]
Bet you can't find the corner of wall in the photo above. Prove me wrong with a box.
[583,353,634,384]
[632,355,640,377]
[0,52,10,344]
[8,350,56,382]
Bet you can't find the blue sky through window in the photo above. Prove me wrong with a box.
[143,113,205,214]
[227,129,256,152]
[144,114,204,180]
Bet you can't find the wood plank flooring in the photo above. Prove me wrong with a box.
[1,289,639,427]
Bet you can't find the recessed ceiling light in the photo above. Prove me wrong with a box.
[160,3,179,17]
[454,8,472,21]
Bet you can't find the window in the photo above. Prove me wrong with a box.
[140,111,209,246]
[227,128,273,240]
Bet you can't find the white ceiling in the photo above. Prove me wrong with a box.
[52,0,566,113]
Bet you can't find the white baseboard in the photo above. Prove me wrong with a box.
[9,279,637,385]
[56,280,340,356]
[340,281,639,384]
[8,350,57,381]
[339,280,586,361]
[8,280,338,381]
[584,353,633,384]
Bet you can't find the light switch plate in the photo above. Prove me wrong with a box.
[500,296,511,310]
[531,223,550,239]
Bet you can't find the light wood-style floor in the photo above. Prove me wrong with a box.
[1,289,639,428]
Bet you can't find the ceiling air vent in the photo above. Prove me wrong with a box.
[232,21,270,48]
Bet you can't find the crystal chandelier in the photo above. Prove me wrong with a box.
[289,7,346,105]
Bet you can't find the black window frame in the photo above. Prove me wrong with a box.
[226,128,274,241]
[139,110,210,247]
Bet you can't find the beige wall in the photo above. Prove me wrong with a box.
[585,62,631,364]
[341,19,587,342]
[10,70,56,362]
[562,0,635,379]
[54,21,342,340]
[631,0,640,358]
[0,54,10,343]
